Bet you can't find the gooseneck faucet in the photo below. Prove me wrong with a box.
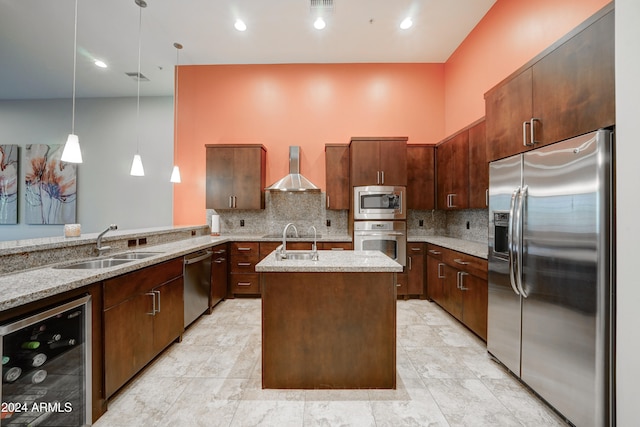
[96,224,118,255]
[276,222,298,260]
[308,225,319,261]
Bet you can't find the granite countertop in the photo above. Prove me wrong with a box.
[408,236,487,259]
[256,250,403,273]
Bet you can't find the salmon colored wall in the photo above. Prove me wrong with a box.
[444,0,611,134]
[174,63,444,225]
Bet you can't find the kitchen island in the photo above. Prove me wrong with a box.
[256,250,402,389]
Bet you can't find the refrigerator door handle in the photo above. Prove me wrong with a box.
[508,187,521,296]
[515,185,528,298]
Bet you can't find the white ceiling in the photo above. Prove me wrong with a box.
[0,0,496,100]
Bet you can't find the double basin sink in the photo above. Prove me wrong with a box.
[55,251,163,269]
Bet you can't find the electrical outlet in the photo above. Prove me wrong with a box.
[138,237,147,245]
[240,219,245,227]
[326,219,331,227]
[419,219,424,227]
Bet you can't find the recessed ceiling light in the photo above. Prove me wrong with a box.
[314,17,326,30]
[94,60,107,68]
[234,19,247,31]
[400,17,413,30]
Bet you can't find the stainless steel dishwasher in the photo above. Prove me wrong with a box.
[183,249,213,328]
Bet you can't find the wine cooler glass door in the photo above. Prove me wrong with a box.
[1,295,91,426]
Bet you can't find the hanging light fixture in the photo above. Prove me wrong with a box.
[130,0,146,176]
[170,42,183,183]
[61,0,83,163]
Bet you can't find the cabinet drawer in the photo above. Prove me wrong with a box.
[442,250,487,279]
[407,242,425,255]
[231,242,259,256]
[318,242,353,250]
[230,257,257,273]
[103,258,183,309]
[230,274,261,294]
[426,244,444,260]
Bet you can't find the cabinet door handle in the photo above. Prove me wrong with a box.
[447,194,457,208]
[530,117,540,146]
[486,189,489,207]
[437,263,445,279]
[229,196,233,208]
[237,282,252,286]
[327,195,330,209]
[381,170,384,184]
[454,258,470,265]
[146,292,156,315]
[459,271,469,291]
[428,249,441,255]
[408,256,412,270]
[376,171,381,184]
[154,290,161,313]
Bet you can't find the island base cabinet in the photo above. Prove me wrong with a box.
[262,272,396,389]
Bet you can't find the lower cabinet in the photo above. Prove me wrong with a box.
[426,244,487,340]
[229,242,261,296]
[103,258,183,398]
[210,243,227,309]
[406,242,426,297]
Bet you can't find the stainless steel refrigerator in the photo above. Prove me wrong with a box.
[487,129,614,427]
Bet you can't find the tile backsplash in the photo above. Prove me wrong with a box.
[207,192,487,243]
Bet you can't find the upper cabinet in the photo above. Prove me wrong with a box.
[325,144,350,210]
[407,145,435,210]
[468,119,488,209]
[485,6,614,162]
[205,144,267,210]
[436,130,469,210]
[350,137,408,187]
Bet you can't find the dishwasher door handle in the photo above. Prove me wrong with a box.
[184,250,213,265]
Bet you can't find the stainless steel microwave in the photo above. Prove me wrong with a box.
[353,186,406,220]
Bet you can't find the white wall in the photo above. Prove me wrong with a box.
[615,1,640,424]
[0,96,174,241]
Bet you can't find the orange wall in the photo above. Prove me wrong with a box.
[444,0,611,134]
[174,63,444,225]
[173,0,611,226]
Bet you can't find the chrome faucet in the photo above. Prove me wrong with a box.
[307,225,319,261]
[96,224,117,255]
[276,223,298,260]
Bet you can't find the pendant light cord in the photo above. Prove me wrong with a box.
[136,3,142,154]
[71,0,78,134]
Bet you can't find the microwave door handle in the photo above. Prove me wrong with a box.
[508,187,521,296]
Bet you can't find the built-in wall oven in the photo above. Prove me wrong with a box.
[353,186,406,220]
[354,221,406,266]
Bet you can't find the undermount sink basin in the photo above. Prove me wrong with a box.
[281,251,318,261]
[111,251,163,260]
[56,258,134,269]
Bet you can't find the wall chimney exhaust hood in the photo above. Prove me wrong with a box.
[266,146,320,193]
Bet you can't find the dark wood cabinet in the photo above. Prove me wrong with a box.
[426,244,487,340]
[210,243,227,309]
[468,119,488,209]
[407,145,435,210]
[485,6,614,162]
[205,144,267,209]
[318,241,353,250]
[103,259,183,397]
[406,242,426,297]
[436,131,469,210]
[228,242,261,296]
[350,137,408,186]
[325,144,350,210]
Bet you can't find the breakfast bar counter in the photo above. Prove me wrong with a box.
[257,250,402,389]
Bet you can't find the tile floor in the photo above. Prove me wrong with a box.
[93,299,567,426]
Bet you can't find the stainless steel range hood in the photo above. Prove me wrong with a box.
[266,146,320,192]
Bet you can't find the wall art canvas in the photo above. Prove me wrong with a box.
[25,144,77,225]
[0,145,19,224]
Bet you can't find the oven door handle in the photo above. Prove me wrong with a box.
[356,232,405,236]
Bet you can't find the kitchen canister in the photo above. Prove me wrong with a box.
[211,215,220,236]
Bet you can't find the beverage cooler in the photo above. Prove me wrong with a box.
[1,295,91,426]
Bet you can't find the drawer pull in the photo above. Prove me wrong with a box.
[428,250,441,255]
[237,282,252,286]
[237,262,252,267]
[237,247,253,251]
[214,258,226,263]
[454,258,470,265]
[214,249,226,254]
[410,247,421,252]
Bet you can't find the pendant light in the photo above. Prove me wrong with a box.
[130,0,146,176]
[61,0,83,163]
[170,42,183,183]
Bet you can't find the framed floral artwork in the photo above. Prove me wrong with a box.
[0,144,19,224]
[25,144,77,224]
